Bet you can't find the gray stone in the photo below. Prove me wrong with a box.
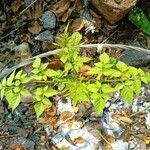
[42,11,56,30]
[35,30,53,43]
[119,50,150,66]
[0,11,6,22]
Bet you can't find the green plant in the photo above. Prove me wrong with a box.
[1,31,150,118]
[129,6,150,36]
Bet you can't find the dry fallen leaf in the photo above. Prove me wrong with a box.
[79,65,91,76]
[69,18,85,32]
[143,134,150,144]
[73,136,85,144]
[53,0,71,17]
[112,109,132,125]
[12,144,25,150]
[61,8,73,22]
[28,21,42,35]
[34,1,46,19]
[11,0,22,12]
[60,111,74,121]
[48,59,64,70]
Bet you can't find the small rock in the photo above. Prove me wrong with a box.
[119,49,150,66]
[42,11,56,30]
[13,42,31,61]
[112,140,129,150]
[90,0,139,24]
[0,11,6,22]
[35,30,53,43]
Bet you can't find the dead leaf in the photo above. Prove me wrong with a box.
[42,42,58,50]
[34,1,45,19]
[79,65,91,76]
[74,0,83,11]
[40,135,47,146]
[73,136,85,144]
[48,59,64,70]
[44,106,57,117]
[60,111,74,121]
[28,21,42,35]
[11,0,22,12]
[53,0,71,17]
[61,8,73,22]
[112,110,132,125]
[12,144,25,150]
[143,134,150,144]
[69,18,85,32]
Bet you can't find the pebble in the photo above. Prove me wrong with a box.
[35,30,53,43]
[42,11,56,30]
[0,10,6,22]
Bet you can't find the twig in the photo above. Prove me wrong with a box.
[99,132,112,147]
[19,0,38,16]
[0,134,20,138]
[0,49,61,78]
[0,43,150,79]
[130,105,150,117]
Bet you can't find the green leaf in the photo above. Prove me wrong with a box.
[125,80,133,86]
[33,57,41,68]
[13,87,20,93]
[116,61,128,72]
[141,77,148,83]
[133,80,141,95]
[15,80,21,86]
[20,89,31,96]
[129,6,150,36]
[42,75,47,81]
[138,68,145,76]
[2,77,7,86]
[69,32,82,46]
[5,91,21,110]
[32,68,40,74]
[41,63,48,70]
[115,83,124,90]
[103,69,121,77]
[0,88,5,100]
[128,66,138,76]
[42,98,52,106]
[121,86,133,105]
[44,88,59,97]
[102,84,114,93]
[34,102,44,118]
[7,71,15,86]
[15,70,23,79]
[101,93,110,100]
[44,69,60,77]
[34,88,43,96]
[10,94,21,110]
[20,77,31,84]
[91,93,100,100]
[81,57,91,63]
[88,67,102,76]
[99,52,110,64]
[94,97,105,113]
[87,84,99,93]
[32,75,42,80]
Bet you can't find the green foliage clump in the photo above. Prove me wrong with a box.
[1,31,150,118]
[129,6,150,36]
